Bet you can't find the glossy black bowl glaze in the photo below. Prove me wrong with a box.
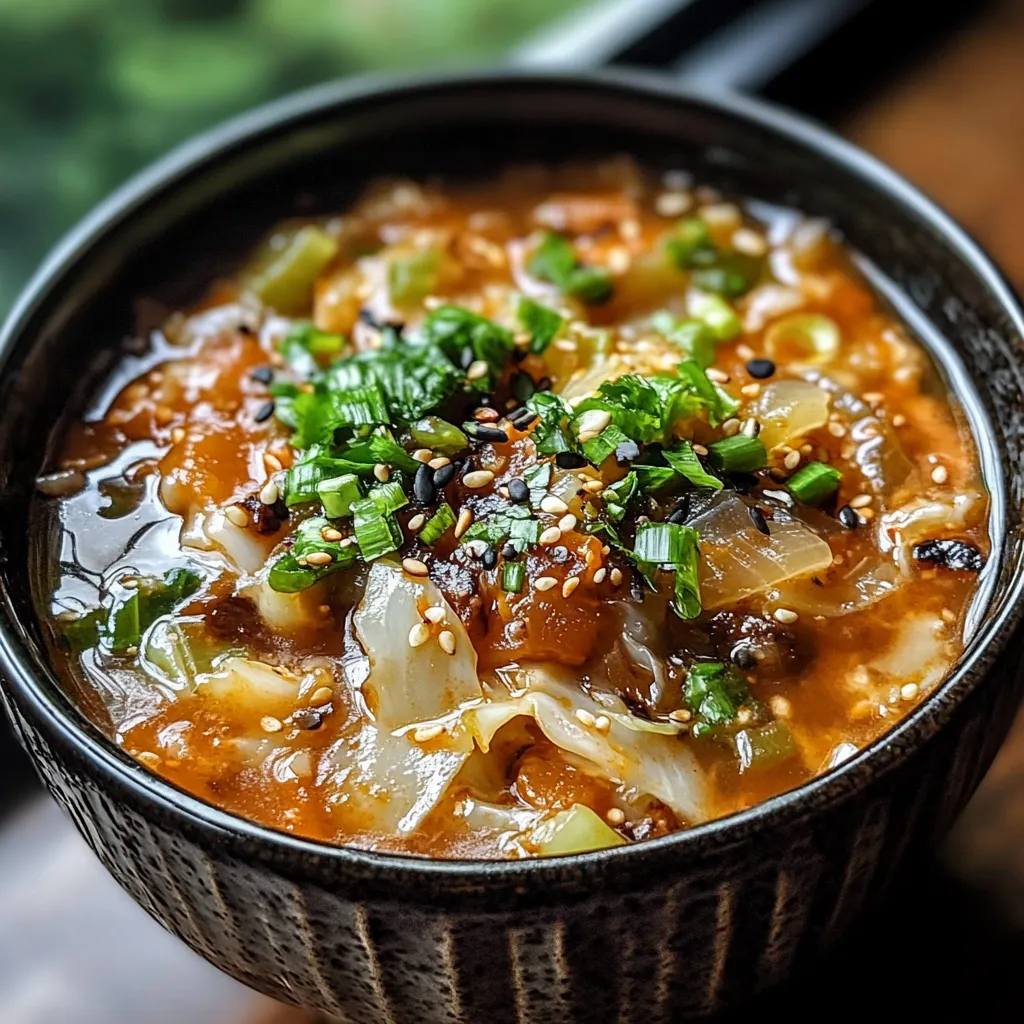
[2,71,1024,1022]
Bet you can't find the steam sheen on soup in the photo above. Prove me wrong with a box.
[36,161,988,858]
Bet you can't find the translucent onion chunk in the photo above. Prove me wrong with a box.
[753,379,831,450]
[691,494,834,608]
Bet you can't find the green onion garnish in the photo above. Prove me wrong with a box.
[388,247,441,306]
[352,496,402,561]
[523,461,553,507]
[318,473,363,518]
[581,424,631,467]
[517,296,564,354]
[651,312,718,369]
[422,304,514,388]
[419,503,456,545]
[665,217,716,269]
[463,506,541,553]
[632,522,702,619]
[706,434,767,474]
[501,561,526,593]
[688,291,743,341]
[367,481,408,516]
[528,232,613,305]
[684,661,753,738]
[602,472,639,522]
[662,442,723,490]
[267,516,359,593]
[787,461,842,505]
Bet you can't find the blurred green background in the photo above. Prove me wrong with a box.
[0,0,584,313]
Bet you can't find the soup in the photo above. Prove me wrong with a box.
[36,160,988,859]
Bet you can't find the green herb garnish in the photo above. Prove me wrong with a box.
[632,521,702,619]
[683,661,753,738]
[517,296,564,353]
[419,503,456,545]
[528,232,613,305]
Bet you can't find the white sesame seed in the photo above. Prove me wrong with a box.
[408,513,426,531]
[828,421,847,437]
[540,494,569,515]
[171,427,186,444]
[736,343,756,361]
[892,414,907,427]
[304,551,334,567]
[437,630,456,655]
[931,465,949,484]
[408,623,430,647]
[424,606,446,624]
[466,359,489,381]
[554,338,579,353]
[574,708,597,727]
[773,607,799,624]
[583,479,605,493]
[655,192,691,217]
[373,463,390,482]
[594,714,611,735]
[412,723,444,743]
[740,382,761,397]
[593,567,608,584]
[609,567,623,586]
[321,527,343,542]
[692,443,708,456]
[732,227,767,256]
[577,409,611,437]
[769,695,792,718]
[402,557,430,577]
[539,526,562,546]
[722,418,741,437]
[413,448,433,463]
[849,493,872,509]
[900,682,919,701]
[225,505,248,528]
[310,686,334,706]
[428,456,451,470]
[606,807,626,826]
[783,450,801,471]
[454,507,473,538]
[463,470,494,489]
[862,392,884,405]
[668,708,692,722]
[736,708,753,725]
[706,367,730,383]
[263,452,283,474]
[259,480,279,506]
[558,513,578,533]
[535,576,558,592]
[562,576,580,598]
[261,715,283,733]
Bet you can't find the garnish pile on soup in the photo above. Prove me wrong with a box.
[38,160,988,858]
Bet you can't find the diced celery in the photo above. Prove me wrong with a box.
[528,804,627,856]
[247,226,339,315]
[318,473,363,518]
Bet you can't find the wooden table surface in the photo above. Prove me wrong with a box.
[5,5,1024,1022]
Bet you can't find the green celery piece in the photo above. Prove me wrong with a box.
[706,434,768,474]
[528,804,626,856]
[247,226,339,316]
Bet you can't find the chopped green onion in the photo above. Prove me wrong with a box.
[422,305,514,387]
[633,522,702,619]
[419,503,456,545]
[268,516,359,593]
[523,461,553,506]
[388,247,440,306]
[527,232,613,305]
[501,561,526,593]
[631,464,678,492]
[367,481,408,516]
[318,473,362,518]
[662,442,723,490]
[517,296,564,353]
[665,218,717,269]
[706,434,767,474]
[693,266,750,297]
[410,416,467,455]
[364,433,421,473]
[352,496,402,561]
[734,721,797,772]
[674,359,740,426]
[278,323,345,378]
[602,472,639,522]
[246,226,339,316]
[787,461,842,505]
[651,312,718,369]
[688,291,743,341]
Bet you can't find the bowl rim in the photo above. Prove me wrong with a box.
[3,65,1024,888]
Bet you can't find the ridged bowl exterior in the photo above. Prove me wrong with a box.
[1,72,1023,1021]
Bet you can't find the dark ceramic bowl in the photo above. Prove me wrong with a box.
[2,70,1024,1022]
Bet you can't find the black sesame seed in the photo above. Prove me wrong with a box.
[501,542,518,560]
[667,509,687,525]
[358,308,381,329]
[732,646,756,670]
[508,406,529,421]
[912,538,985,573]
[466,423,509,444]
[459,346,475,370]
[748,505,770,536]
[508,478,530,503]
[253,400,275,423]
[413,464,436,504]
[250,365,274,385]
[292,708,324,730]
[556,451,587,469]
[837,504,859,529]
[432,463,456,488]
[481,546,498,570]
[512,372,536,403]
[511,411,538,430]
[746,358,776,379]
[615,440,641,466]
